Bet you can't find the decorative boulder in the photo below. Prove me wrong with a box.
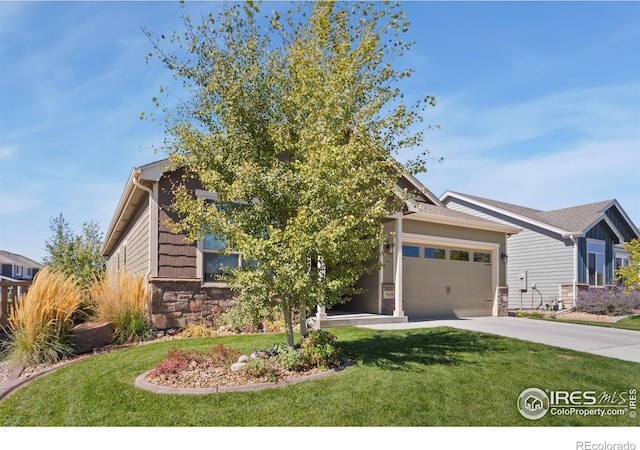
[231,362,247,371]
[70,322,114,354]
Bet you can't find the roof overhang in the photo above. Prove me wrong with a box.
[101,158,175,256]
[403,209,522,235]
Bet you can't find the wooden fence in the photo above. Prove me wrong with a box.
[0,281,31,329]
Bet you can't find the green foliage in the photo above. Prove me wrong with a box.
[616,238,640,292]
[42,213,105,289]
[242,358,280,382]
[301,329,342,369]
[272,343,305,371]
[217,300,280,333]
[144,1,438,347]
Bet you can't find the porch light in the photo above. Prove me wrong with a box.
[501,253,508,264]
[384,243,394,255]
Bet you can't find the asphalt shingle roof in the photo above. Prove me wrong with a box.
[448,193,616,233]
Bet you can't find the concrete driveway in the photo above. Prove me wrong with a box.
[361,316,640,363]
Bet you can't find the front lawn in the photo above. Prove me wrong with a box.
[0,327,637,426]
[553,315,640,331]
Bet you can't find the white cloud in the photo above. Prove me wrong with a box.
[415,82,640,226]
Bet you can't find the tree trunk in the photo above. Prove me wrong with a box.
[299,298,308,338]
[283,306,295,348]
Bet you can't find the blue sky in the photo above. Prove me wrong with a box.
[1,1,639,264]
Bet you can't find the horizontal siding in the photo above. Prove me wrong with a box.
[446,199,574,309]
[106,203,150,278]
[505,228,573,309]
[124,204,150,277]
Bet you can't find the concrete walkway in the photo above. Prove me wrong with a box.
[361,316,640,363]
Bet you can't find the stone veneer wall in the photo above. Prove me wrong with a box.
[559,283,590,309]
[149,278,236,330]
[497,286,509,316]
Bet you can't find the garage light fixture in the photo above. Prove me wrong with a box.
[501,253,509,264]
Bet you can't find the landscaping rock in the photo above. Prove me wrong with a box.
[70,322,114,354]
[238,355,249,363]
[230,362,247,371]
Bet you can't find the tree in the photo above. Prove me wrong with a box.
[43,213,106,289]
[616,238,640,292]
[145,1,437,346]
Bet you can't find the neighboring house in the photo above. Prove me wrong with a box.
[0,250,42,282]
[102,158,520,330]
[440,192,640,310]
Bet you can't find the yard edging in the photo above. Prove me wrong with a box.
[134,360,354,395]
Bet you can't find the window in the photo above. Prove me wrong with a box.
[587,239,606,286]
[473,252,491,263]
[14,265,22,277]
[450,250,469,261]
[402,245,420,258]
[202,232,242,282]
[424,247,446,259]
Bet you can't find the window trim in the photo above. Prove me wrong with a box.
[586,238,606,286]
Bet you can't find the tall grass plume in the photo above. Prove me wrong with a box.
[89,271,153,344]
[6,267,83,365]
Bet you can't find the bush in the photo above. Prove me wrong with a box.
[301,330,342,369]
[242,358,279,382]
[273,343,306,371]
[88,271,153,344]
[207,344,242,367]
[6,268,84,365]
[576,286,640,316]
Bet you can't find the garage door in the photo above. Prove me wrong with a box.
[402,243,494,318]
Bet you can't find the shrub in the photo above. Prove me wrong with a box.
[207,344,242,367]
[273,344,306,371]
[242,358,279,382]
[6,268,84,365]
[88,271,153,344]
[301,330,342,369]
[576,286,640,316]
[179,320,218,338]
[149,358,190,377]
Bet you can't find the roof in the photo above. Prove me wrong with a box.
[0,250,43,268]
[440,192,640,240]
[404,200,522,235]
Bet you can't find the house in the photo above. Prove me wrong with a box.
[102,158,521,330]
[440,192,640,311]
[0,250,42,282]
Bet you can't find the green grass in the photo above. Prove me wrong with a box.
[538,315,640,331]
[0,327,637,426]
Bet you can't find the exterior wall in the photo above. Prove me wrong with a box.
[445,199,574,310]
[335,260,379,314]
[402,218,508,286]
[149,278,236,329]
[105,201,150,278]
[156,171,201,278]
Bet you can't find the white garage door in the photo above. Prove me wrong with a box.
[402,243,494,318]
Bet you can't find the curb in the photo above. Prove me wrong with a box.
[135,360,354,395]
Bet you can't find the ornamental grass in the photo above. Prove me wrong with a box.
[6,267,84,365]
[88,271,153,344]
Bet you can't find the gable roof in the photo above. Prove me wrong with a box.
[440,192,640,241]
[0,250,43,268]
